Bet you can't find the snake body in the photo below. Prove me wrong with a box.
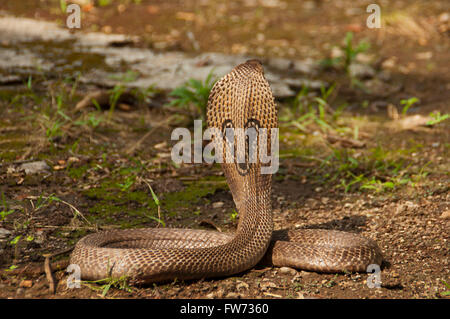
[70,60,382,284]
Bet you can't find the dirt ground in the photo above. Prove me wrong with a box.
[0,0,449,299]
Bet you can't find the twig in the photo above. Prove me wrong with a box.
[43,247,74,294]
[25,195,92,226]
[125,115,175,155]
[199,219,222,232]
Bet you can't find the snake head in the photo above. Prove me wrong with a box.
[243,59,264,74]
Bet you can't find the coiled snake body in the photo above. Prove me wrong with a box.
[71,60,382,284]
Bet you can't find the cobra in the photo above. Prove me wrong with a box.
[70,60,382,284]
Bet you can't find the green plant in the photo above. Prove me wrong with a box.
[98,0,112,7]
[26,75,33,91]
[117,176,135,192]
[321,32,370,73]
[168,71,217,121]
[319,145,413,193]
[342,32,370,72]
[283,84,343,134]
[400,97,419,115]
[147,184,165,227]
[229,209,238,222]
[440,280,450,297]
[10,235,21,245]
[426,111,449,126]
[0,193,14,222]
[83,275,133,297]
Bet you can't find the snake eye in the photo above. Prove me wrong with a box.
[238,162,248,172]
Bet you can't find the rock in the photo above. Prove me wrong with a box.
[391,115,432,131]
[0,75,22,85]
[439,12,449,23]
[18,161,50,174]
[348,63,375,79]
[267,57,293,71]
[212,202,224,209]
[259,280,277,291]
[283,78,327,91]
[293,59,317,75]
[236,281,249,291]
[19,280,33,288]
[0,228,12,239]
[279,267,297,275]
[440,210,450,219]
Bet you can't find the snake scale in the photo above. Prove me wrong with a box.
[70,60,382,284]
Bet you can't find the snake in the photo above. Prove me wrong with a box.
[70,60,382,284]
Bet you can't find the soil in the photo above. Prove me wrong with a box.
[0,0,449,299]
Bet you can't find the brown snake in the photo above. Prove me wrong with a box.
[70,60,382,284]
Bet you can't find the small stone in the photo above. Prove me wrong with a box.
[225,292,240,298]
[0,228,12,239]
[279,267,297,275]
[67,157,80,163]
[299,271,311,277]
[348,63,375,79]
[19,280,33,288]
[268,57,292,70]
[153,141,167,150]
[292,59,316,75]
[215,288,224,298]
[439,12,449,23]
[236,281,249,291]
[440,210,450,219]
[259,280,277,291]
[212,202,224,209]
[18,161,50,174]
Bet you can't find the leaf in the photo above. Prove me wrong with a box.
[148,185,160,206]
[148,216,165,227]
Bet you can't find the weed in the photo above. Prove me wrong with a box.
[400,97,419,115]
[321,32,370,73]
[116,176,135,192]
[229,209,238,222]
[319,145,415,193]
[83,275,133,297]
[426,111,449,126]
[440,280,450,297]
[0,192,15,222]
[59,0,67,13]
[282,83,347,134]
[145,181,165,227]
[168,70,217,121]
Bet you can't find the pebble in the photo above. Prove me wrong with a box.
[279,267,297,275]
[0,228,12,239]
[225,292,240,298]
[440,210,450,219]
[18,161,50,174]
[236,281,249,291]
[19,280,33,288]
[348,63,375,79]
[259,280,277,291]
[212,202,224,209]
